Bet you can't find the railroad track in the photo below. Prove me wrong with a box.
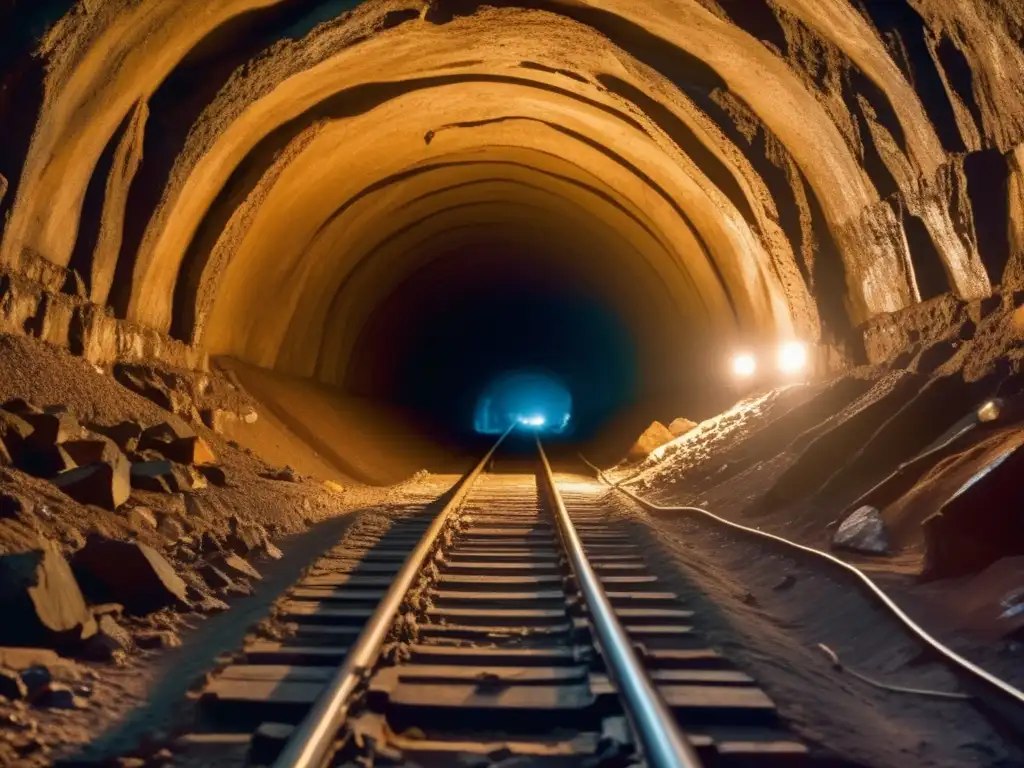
[190,435,834,768]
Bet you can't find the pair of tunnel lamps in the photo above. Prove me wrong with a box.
[732,341,808,378]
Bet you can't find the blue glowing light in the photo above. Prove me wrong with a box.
[518,415,546,428]
[474,370,572,435]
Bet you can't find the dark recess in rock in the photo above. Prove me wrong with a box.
[902,212,949,300]
[109,0,377,319]
[964,149,1011,282]
[935,32,984,138]
[855,0,966,152]
[66,109,135,300]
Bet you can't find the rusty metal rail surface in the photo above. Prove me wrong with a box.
[535,437,703,767]
[271,428,513,768]
[579,454,1024,736]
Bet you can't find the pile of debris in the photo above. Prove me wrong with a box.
[0,395,284,669]
[0,397,222,510]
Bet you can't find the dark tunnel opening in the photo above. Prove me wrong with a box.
[345,239,642,448]
[337,227,717,456]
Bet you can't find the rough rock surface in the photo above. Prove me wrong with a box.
[626,421,675,462]
[72,537,187,615]
[0,0,1022,395]
[53,456,131,510]
[832,505,890,555]
[0,544,95,648]
[668,418,698,437]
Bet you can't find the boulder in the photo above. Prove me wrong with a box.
[832,506,890,554]
[53,455,131,510]
[61,437,124,467]
[71,536,188,615]
[17,444,78,478]
[0,544,96,648]
[152,436,216,466]
[21,410,80,446]
[140,420,195,445]
[668,417,698,437]
[89,421,144,453]
[626,421,674,462]
[130,461,207,493]
[20,665,51,697]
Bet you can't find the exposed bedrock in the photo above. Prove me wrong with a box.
[1,0,1024,434]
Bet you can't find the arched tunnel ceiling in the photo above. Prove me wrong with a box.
[1,0,1023,398]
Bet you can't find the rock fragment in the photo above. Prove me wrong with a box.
[61,436,124,467]
[125,506,158,532]
[0,544,96,648]
[263,466,297,482]
[83,615,134,660]
[832,506,890,554]
[149,435,216,466]
[668,417,698,437]
[200,408,235,434]
[626,421,674,462]
[89,421,144,453]
[213,554,262,581]
[21,410,80,446]
[225,517,272,557]
[53,455,131,510]
[72,536,188,614]
[197,562,234,591]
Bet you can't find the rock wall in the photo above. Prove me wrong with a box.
[0,0,1021,379]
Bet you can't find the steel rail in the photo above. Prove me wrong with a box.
[536,438,704,768]
[273,428,513,768]
[579,455,1024,736]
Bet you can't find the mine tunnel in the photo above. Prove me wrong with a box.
[3,1,1024,766]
